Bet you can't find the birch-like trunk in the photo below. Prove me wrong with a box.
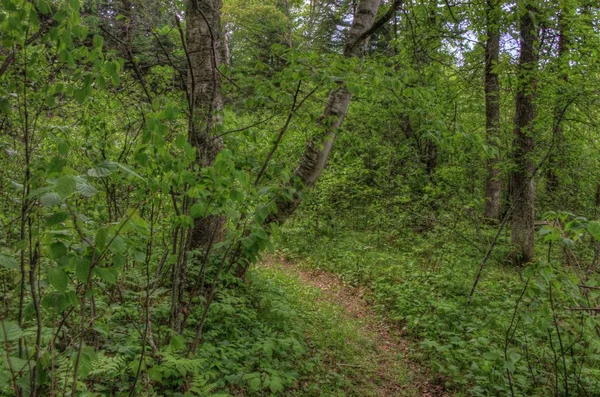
[171,0,224,331]
[483,0,501,220]
[269,0,386,225]
[510,2,538,265]
[185,0,225,249]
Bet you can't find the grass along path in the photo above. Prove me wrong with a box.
[256,255,447,396]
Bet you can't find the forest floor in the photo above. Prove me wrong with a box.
[258,255,447,397]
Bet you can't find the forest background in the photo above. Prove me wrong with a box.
[1,0,600,395]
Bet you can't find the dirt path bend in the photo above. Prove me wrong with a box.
[261,255,447,397]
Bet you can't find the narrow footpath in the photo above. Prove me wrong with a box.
[260,255,448,397]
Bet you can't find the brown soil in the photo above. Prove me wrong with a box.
[261,254,449,397]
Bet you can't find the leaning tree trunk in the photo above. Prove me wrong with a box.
[510,2,538,265]
[268,0,400,226]
[483,0,501,220]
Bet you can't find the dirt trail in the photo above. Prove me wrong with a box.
[262,255,447,397]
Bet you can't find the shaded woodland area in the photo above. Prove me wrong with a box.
[1,0,600,395]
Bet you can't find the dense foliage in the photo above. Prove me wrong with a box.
[1,0,600,395]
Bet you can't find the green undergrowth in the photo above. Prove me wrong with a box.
[253,264,418,396]
[278,224,600,396]
[99,263,416,396]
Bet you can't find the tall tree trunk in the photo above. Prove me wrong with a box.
[268,0,400,225]
[185,0,225,249]
[171,0,224,331]
[510,2,538,265]
[483,0,501,220]
[546,5,570,194]
[423,0,439,179]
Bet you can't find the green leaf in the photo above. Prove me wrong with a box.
[50,242,67,259]
[249,377,261,391]
[93,35,104,48]
[230,190,244,202]
[76,178,98,197]
[43,291,79,312]
[48,268,68,292]
[105,61,120,86]
[74,346,96,378]
[55,176,77,198]
[190,202,206,218]
[0,321,22,341]
[74,88,87,104]
[0,254,18,269]
[75,259,91,282]
[115,162,145,180]
[483,351,500,361]
[148,366,162,382]
[87,165,112,178]
[46,211,69,227]
[588,221,600,241]
[108,236,127,254]
[36,0,51,14]
[269,376,283,393]
[113,254,126,268]
[0,98,10,114]
[95,228,107,250]
[5,356,28,372]
[94,266,117,284]
[41,192,62,207]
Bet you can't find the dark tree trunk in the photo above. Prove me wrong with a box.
[483,0,501,220]
[510,2,538,265]
[546,6,570,195]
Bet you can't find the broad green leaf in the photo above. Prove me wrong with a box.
[4,356,28,372]
[93,35,103,48]
[249,377,261,391]
[0,98,9,114]
[588,221,600,241]
[190,202,206,218]
[148,366,162,382]
[73,345,96,378]
[74,88,87,104]
[48,268,68,292]
[50,242,67,259]
[108,236,127,254]
[46,211,69,226]
[87,166,112,178]
[94,266,117,284]
[0,254,18,269]
[76,178,98,197]
[55,176,77,198]
[41,192,62,207]
[75,259,91,282]
[37,0,51,15]
[269,376,283,393]
[0,320,22,341]
[95,229,107,250]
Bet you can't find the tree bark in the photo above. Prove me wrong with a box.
[267,0,394,226]
[545,5,570,194]
[483,0,501,220]
[170,0,224,331]
[510,3,538,265]
[185,0,225,249]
